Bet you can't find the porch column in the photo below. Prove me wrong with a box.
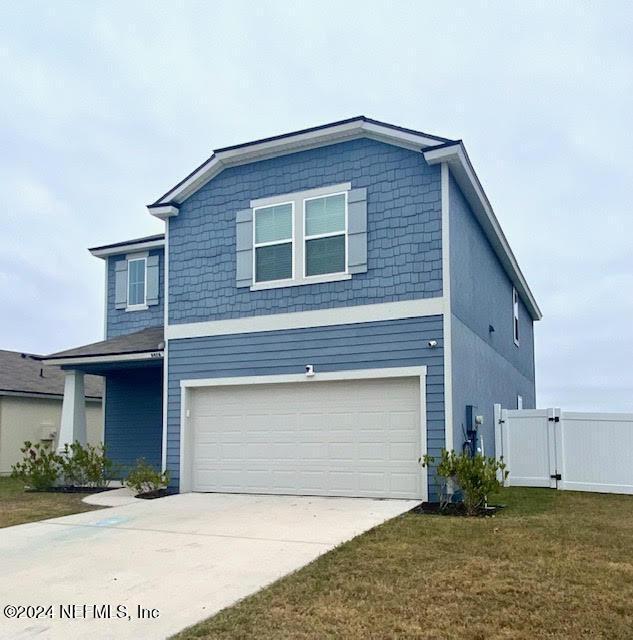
[57,370,87,452]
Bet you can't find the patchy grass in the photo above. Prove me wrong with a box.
[0,476,102,528]
[174,488,633,640]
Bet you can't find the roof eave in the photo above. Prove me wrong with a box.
[39,350,165,367]
[89,237,165,258]
[147,117,455,212]
[423,142,543,321]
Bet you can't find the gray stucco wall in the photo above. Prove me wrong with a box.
[166,316,445,496]
[449,174,536,455]
[106,248,164,339]
[168,138,443,324]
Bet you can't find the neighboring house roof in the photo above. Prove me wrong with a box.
[0,349,103,399]
[39,326,165,366]
[89,233,165,259]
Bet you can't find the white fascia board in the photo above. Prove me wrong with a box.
[90,239,165,259]
[166,297,446,340]
[147,205,179,221]
[40,351,164,367]
[424,144,543,321]
[150,121,447,208]
[0,390,101,402]
[181,366,427,389]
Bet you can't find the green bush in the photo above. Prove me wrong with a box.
[125,458,170,496]
[422,449,508,516]
[11,441,61,490]
[58,441,114,488]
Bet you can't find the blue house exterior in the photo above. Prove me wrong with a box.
[42,117,541,501]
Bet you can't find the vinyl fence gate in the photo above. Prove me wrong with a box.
[494,405,633,495]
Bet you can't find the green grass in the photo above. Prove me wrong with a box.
[174,488,633,640]
[0,476,102,528]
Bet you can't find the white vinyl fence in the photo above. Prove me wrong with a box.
[494,405,633,495]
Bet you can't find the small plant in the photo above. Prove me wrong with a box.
[422,449,508,516]
[11,441,61,490]
[58,441,114,488]
[125,458,170,496]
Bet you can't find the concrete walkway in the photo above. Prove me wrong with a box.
[82,487,140,507]
[0,492,419,639]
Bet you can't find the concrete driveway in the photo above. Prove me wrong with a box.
[0,492,419,640]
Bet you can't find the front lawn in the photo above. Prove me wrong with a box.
[175,488,633,640]
[0,476,102,528]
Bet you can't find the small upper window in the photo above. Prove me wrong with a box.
[512,287,520,346]
[127,258,146,307]
[304,193,346,277]
[253,202,293,283]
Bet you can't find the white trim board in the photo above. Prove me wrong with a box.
[40,351,164,367]
[424,143,542,321]
[440,162,453,453]
[178,366,428,498]
[166,297,446,340]
[90,239,165,258]
[149,119,447,210]
[162,220,170,472]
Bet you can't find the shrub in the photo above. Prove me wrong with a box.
[11,441,61,490]
[125,458,170,496]
[422,449,508,516]
[58,441,114,488]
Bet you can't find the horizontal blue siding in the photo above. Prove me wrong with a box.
[104,367,163,475]
[169,138,442,324]
[166,316,445,496]
[106,248,164,339]
[449,174,536,455]
[451,315,535,456]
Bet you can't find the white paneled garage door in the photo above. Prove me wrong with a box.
[187,374,425,499]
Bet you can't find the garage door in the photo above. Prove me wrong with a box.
[188,376,424,499]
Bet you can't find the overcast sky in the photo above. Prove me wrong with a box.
[1,1,632,411]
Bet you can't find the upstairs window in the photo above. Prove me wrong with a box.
[238,182,366,291]
[127,258,146,307]
[304,193,347,277]
[512,287,520,346]
[254,202,293,283]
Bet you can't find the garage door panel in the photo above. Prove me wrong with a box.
[189,377,423,499]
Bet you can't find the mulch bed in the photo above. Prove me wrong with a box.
[25,486,115,494]
[134,488,170,500]
[412,502,505,517]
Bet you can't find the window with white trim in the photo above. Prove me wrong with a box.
[127,257,146,307]
[304,193,347,277]
[254,202,294,283]
[512,286,520,346]
[250,183,353,289]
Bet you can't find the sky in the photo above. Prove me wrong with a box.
[1,1,632,411]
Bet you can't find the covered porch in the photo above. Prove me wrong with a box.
[39,326,164,474]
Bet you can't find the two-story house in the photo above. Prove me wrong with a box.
[41,117,541,501]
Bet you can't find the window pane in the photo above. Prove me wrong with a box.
[128,260,145,305]
[305,194,345,236]
[255,242,292,282]
[255,204,292,243]
[305,235,345,276]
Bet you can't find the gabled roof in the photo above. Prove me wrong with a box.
[89,233,165,259]
[39,326,164,366]
[144,116,541,321]
[0,349,102,399]
[148,116,456,211]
